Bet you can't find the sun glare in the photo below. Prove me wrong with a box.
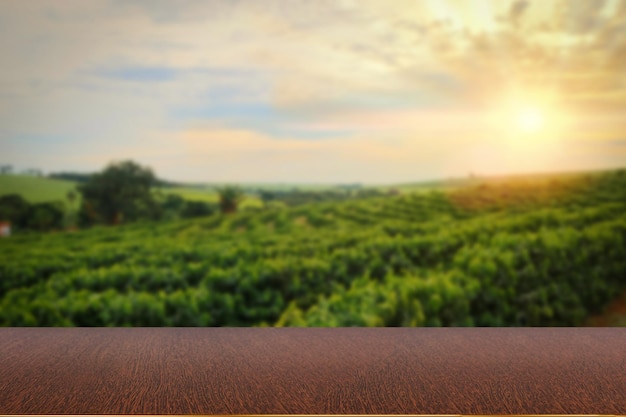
[516,108,544,133]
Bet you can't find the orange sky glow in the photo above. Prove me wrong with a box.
[1,0,625,183]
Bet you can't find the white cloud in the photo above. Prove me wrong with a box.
[1,0,625,181]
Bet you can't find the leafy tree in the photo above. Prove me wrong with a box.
[259,190,276,203]
[161,194,185,212]
[182,200,215,218]
[0,164,13,175]
[62,190,80,228]
[217,185,243,214]
[25,202,65,231]
[0,196,64,231]
[0,194,30,227]
[77,160,158,225]
[66,190,77,205]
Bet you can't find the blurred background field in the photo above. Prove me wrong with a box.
[1,166,624,327]
[0,175,79,204]
[3,1,626,328]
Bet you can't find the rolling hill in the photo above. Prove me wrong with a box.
[0,175,78,204]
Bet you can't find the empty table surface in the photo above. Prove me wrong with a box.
[0,328,625,415]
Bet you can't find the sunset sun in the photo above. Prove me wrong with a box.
[516,108,544,133]
[489,98,556,140]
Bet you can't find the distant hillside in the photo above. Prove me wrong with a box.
[0,175,78,203]
[385,168,621,193]
[0,174,264,210]
[3,168,621,207]
[156,187,265,209]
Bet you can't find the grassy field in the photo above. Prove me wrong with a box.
[0,175,79,203]
[0,176,266,209]
[158,187,219,203]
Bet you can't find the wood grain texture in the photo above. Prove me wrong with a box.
[0,328,625,415]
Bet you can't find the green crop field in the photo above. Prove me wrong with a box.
[0,175,79,204]
[1,169,625,327]
[159,187,219,203]
[159,187,263,209]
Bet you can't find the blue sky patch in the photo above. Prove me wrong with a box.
[170,100,278,122]
[169,99,353,140]
[90,66,180,82]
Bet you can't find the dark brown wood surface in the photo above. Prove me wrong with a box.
[0,328,625,415]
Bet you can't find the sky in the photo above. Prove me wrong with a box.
[1,0,626,184]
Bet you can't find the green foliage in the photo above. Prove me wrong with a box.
[217,185,243,214]
[0,170,625,326]
[181,200,215,219]
[161,187,219,203]
[0,194,65,231]
[78,160,158,225]
[0,194,30,227]
[25,202,65,231]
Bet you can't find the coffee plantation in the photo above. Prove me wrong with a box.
[1,170,625,326]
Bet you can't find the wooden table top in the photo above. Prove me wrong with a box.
[0,328,625,415]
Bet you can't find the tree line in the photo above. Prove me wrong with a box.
[1,159,396,232]
[0,160,244,231]
[0,195,65,231]
[77,160,251,227]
